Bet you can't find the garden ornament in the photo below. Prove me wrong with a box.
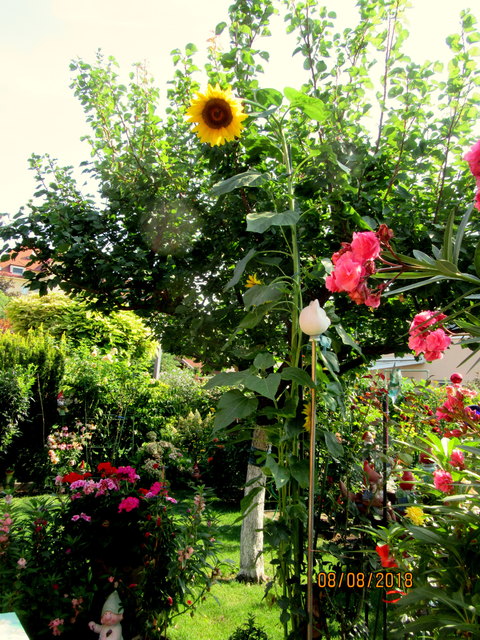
[88,590,124,640]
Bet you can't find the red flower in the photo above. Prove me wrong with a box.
[375,544,398,568]
[399,471,415,491]
[97,462,118,477]
[62,472,88,484]
[167,596,173,606]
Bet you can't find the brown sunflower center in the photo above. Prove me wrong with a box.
[202,98,233,129]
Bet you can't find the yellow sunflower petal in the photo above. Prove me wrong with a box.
[245,274,262,288]
[186,84,247,146]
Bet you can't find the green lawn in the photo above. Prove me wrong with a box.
[168,503,284,640]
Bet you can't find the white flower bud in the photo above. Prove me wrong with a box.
[299,300,330,336]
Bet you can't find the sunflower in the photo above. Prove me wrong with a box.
[186,84,247,146]
[245,273,262,288]
[302,401,312,432]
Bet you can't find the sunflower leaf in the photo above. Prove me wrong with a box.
[212,170,269,196]
[284,87,329,122]
[246,210,300,233]
[224,248,256,291]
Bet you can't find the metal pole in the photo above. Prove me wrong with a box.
[307,336,318,640]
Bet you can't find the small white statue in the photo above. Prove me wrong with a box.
[88,590,124,640]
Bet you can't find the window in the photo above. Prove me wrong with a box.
[10,265,25,275]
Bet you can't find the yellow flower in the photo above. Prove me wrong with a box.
[303,401,312,432]
[245,273,262,288]
[186,84,247,146]
[405,506,425,526]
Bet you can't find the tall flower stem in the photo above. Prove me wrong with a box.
[307,336,318,640]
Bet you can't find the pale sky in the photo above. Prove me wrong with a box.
[1,0,478,216]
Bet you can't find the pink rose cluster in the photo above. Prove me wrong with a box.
[325,226,393,308]
[464,139,480,210]
[408,311,451,361]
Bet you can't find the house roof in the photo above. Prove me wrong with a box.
[0,250,45,279]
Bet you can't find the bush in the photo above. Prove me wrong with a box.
[227,615,271,640]
[0,469,222,640]
[0,331,65,482]
[6,292,156,359]
[0,367,34,458]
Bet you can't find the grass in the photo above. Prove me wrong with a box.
[168,502,284,640]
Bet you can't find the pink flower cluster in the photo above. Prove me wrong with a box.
[325,227,393,307]
[71,513,91,522]
[177,545,194,566]
[0,513,12,548]
[464,139,480,210]
[433,469,454,494]
[118,496,140,513]
[48,618,64,637]
[116,465,140,483]
[69,477,120,499]
[436,382,478,429]
[408,311,451,361]
[449,449,465,469]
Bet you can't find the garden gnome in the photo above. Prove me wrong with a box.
[88,590,124,640]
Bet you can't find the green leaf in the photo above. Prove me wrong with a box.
[243,373,281,400]
[255,88,283,107]
[412,250,435,265]
[243,283,284,309]
[238,485,264,519]
[441,210,455,262]
[204,371,248,389]
[433,259,460,276]
[474,239,480,277]
[289,458,310,488]
[453,204,474,265]
[237,303,277,329]
[334,325,362,354]
[212,170,269,196]
[265,454,290,489]
[213,389,258,430]
[224,248,256,291]
[246,209,300,233]
[280,366,315,388]
[253,352,276,370]
[284,87,329,122]
[323,431,344,459]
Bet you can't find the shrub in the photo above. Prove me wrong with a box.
[6,292,156,359]
[0,367,34,459]
[0,330,65,482]
[227,615,271,640]
[0,467,222,639]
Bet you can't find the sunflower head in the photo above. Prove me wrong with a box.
[245,273,262,288]
[302,401,312,432]
[186,84,247,146]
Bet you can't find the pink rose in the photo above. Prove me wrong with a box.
[350,231,381,262]
[334,253,364,292]
[325,272,340,292]
[425,328,451,353]
[408,332,427,353]
[433,469,454,494]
